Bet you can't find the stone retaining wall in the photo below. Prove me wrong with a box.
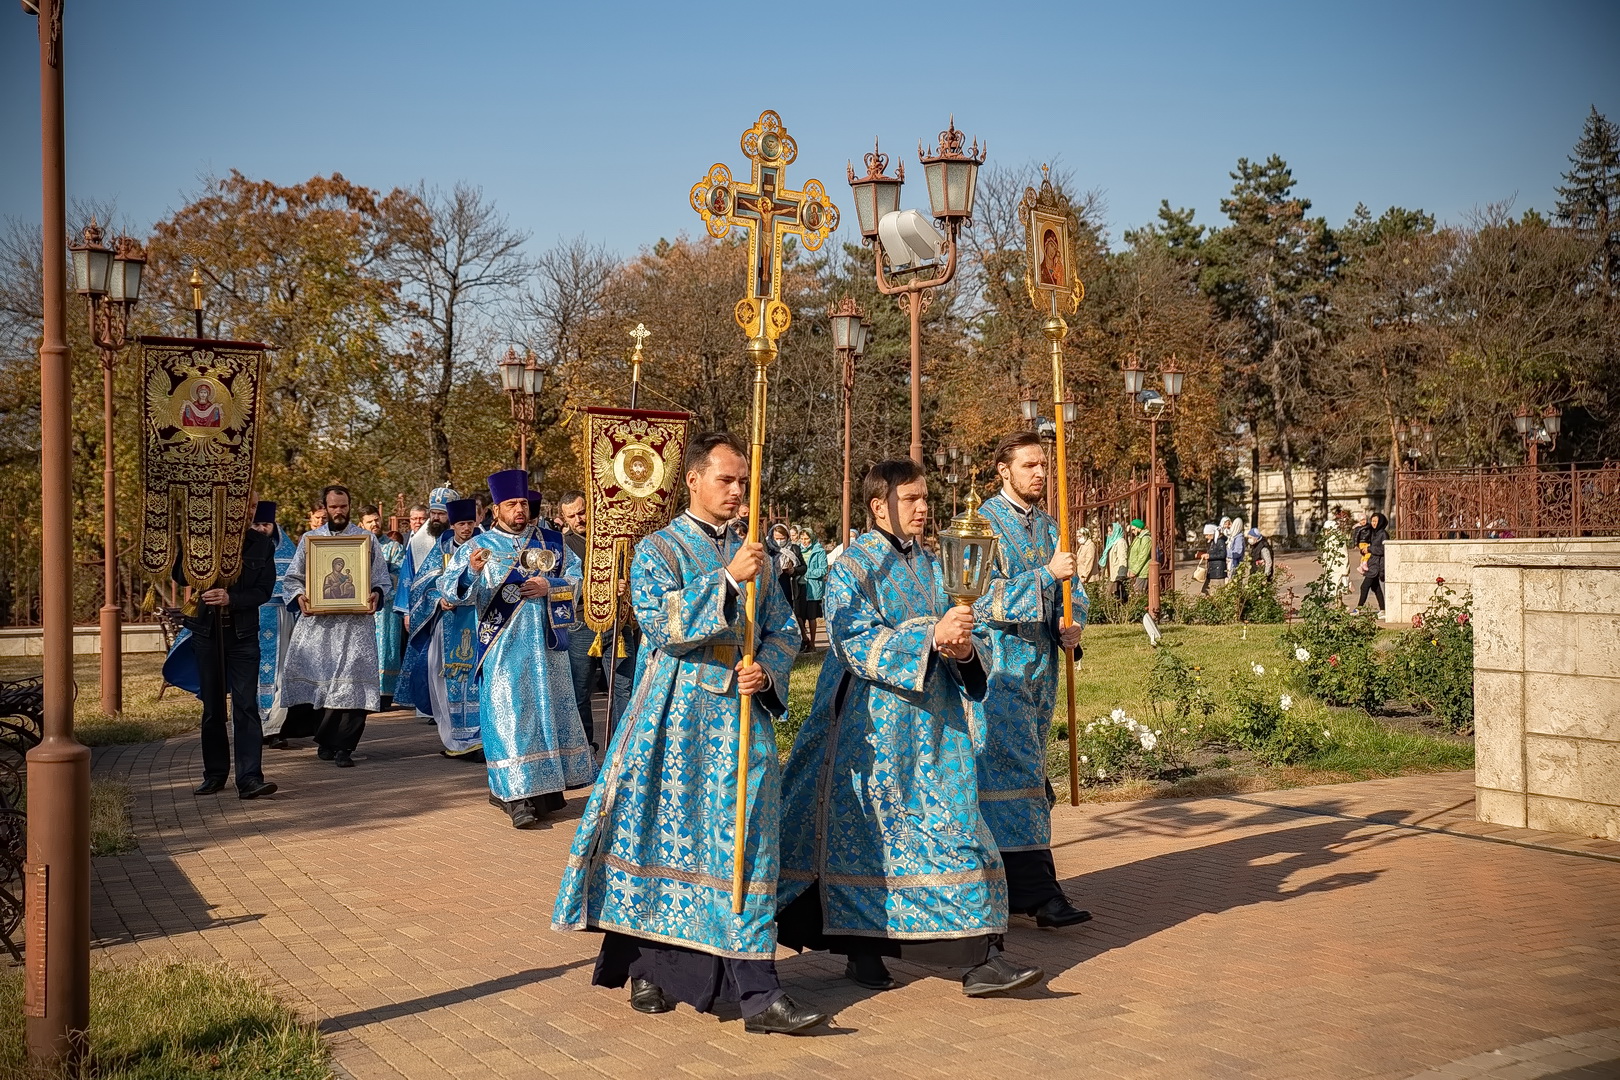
[1384,537,1620,624]
[1473,552,1620,840]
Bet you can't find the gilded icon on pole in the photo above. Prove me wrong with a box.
[1022,165,1085,315]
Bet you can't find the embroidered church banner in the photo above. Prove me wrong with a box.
[581,407,692,634]
[135,335,271,590]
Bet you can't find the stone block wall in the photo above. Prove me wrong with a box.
[1384,537,1620,625]
[1473,552,1620,840]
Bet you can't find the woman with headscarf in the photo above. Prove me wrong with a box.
[1198,523,1227,595]
[1126,519,1152,599]
[1355,512,1389,613]
[1075,526,1098,583]
[1246,527,1274,580]
[795,527,828,650]
[1101,520,1128,604]
[1227,517,1248,578]
[767,522,805,619]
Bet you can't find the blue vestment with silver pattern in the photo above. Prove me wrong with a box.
[256,527,297,716]
[405,531,482,753]
[441,527,592,801]
[970,493,1088,852]
[778,530,1006,941]
[553,515,800,959]
[375,536,406,697]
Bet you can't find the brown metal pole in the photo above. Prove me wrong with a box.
[99,353,122,716]
[1147,417,1161,619]
[26,0,93,1066]
[908,291,922,466]
[840,350,853,545]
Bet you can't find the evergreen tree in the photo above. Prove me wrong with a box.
[1555,106,1620,291]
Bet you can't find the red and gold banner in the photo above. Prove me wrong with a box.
[135,335,270,589]
[581,407,692,634]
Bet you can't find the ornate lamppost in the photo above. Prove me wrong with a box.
[847,123,985,465]
[498,347,544,474]
[1123,354,1187,619]
[1513,404,1561,467]
[67,221,144,717]
[830,300,870,545]
[933,444,962,515]
[1018,388,1039,432]
[1396,419,1434,469]
[24,0,93,1066]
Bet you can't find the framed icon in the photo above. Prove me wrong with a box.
[304,533,373,614]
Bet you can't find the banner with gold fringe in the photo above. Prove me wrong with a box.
[135,335,270,590]
[581,407,692,637]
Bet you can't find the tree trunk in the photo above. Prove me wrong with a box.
[430,296,456,482]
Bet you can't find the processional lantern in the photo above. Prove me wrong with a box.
[938,489,999,607]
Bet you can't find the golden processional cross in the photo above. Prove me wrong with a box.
[691,110,838,340]
[690,111,837,914]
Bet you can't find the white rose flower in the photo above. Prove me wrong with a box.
[1139,731,1158,751]
[1079,755,1088,764]
[1295,647,1310,662]
[1279,694,1293,711]
[1110,708,1127,722]
[1251,662,1266,676]
[1098,769,1107,779]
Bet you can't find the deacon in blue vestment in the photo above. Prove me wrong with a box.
[777,459,1045,998]
[404,498,483,758]
[442,471,592,828]
[252,501,299,745]
[395,486,458,716]
[972,431,1092,928]
[553,432,828,1036]
[363,504,407,706]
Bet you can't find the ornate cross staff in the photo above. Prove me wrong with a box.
[1022,167,1087,806]
[627,323,650,409]
[691,110,837,912]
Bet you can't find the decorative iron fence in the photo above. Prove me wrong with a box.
[1394,463,1620,540]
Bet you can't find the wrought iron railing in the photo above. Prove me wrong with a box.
[1394,463,1620,540]
[0,676,42,960]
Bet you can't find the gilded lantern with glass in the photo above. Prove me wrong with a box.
[938,489,999,606]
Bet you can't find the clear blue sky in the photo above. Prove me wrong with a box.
[3,0,1617,256]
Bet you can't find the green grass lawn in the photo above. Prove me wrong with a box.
[783,621,1472,801]
[0,652,200,746]
[0,960,329,1079]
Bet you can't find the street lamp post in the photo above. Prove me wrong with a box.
[1513,404,1560,467]
[830,299,869,546]
[1018,388,1039,432]
[68,222,144,718]
[848,124,984,465]
[1124,355,1187,619]
[24,0,93,1067]
[499,347,544,475]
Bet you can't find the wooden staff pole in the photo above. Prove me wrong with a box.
[733,334,776,913]
[1042,308,1082,806]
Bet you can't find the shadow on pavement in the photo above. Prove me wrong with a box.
[318,958,593,1034]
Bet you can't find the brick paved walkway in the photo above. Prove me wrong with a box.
[91,714,1620,1080]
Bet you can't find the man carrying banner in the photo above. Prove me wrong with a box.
[395,485,458,718]
[552,432,826,1035]
[402,497,484,758]
[441,470,592,828]
[252,501,299,750]
[973,431,1092,928]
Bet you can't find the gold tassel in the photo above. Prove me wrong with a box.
[139,584,160,614]
[588,630,603,658]
[616,633,627,659]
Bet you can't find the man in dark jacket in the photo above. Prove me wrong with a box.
[176,525,279,798]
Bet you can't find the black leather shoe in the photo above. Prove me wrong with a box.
[193,778,225,795]
[628,978,674,1015]
[1033,896,1093,929]
[263,736,288,750]
[743,995,828,1035]
[316,746,336,761]
[334,750,355,768]
[844,954,896,991]
[238,780,277,800]
[962,955,1044,997]
[510,805,541,829]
